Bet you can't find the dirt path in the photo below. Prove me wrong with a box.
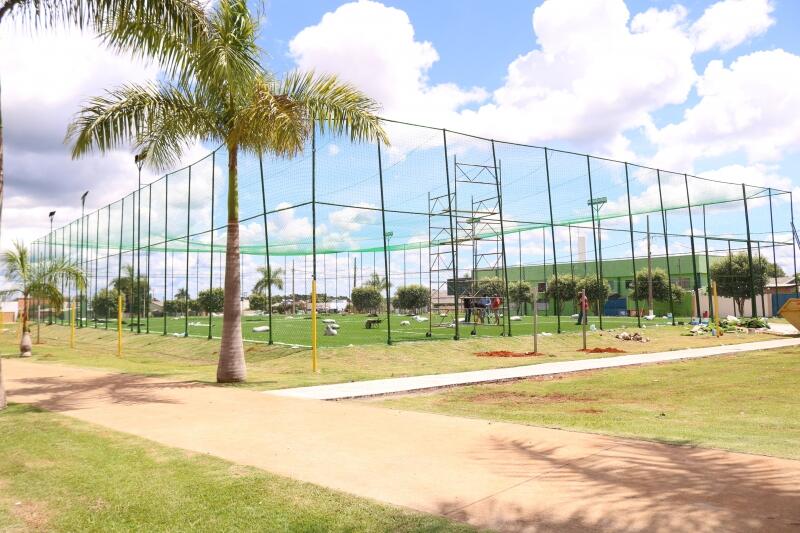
[5,359,800,532]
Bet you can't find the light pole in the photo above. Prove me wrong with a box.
[79,191,89,328]
[48,211,55,325]
[134,152,146,334]
[385,230,393,312]
[587,196,606,328]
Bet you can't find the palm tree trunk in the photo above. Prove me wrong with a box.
[217,144,246,383]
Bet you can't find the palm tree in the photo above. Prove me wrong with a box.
[67,0,387,383]
[364,272,390,290]
[0,0,205,250]
[252,266,284,294]
[1,242,86,355]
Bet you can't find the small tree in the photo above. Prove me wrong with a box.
[248,292,269,312]
[92,289,120,318]
[364,272,390,290]
[252,266,284,294]
[576,276,610,315]
[544,275,577,308]
[351,286,383,314]
[476,276,504,297]
[632,268,683,306]
[112,264,150,314]
[710,253,780,315]
[507,280,532,315]
[163,299,187,315]
[0,242,86,356]
[393,285,429,314]
[197,288,224,314]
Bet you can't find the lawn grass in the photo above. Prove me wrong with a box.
[0,320,785,391]
[0,404,472,532]
[374,347,800,460]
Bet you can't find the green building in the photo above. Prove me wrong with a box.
[476,253,716,317]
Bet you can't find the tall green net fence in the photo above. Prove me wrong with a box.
[31,119,799,347]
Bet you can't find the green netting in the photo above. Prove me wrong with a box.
[30,118,798,346]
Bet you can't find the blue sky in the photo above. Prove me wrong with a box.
[2,0,799,275]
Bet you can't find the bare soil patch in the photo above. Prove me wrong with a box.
[475,350,545,358]
[579,347,625,354]
[470,391,597,405]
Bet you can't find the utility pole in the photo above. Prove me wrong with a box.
[353,256,357,289]
[647,215,653,316]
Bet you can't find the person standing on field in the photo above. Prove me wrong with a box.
[576,292,589,325]
[491,295,501,325]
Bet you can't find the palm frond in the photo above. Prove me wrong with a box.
[235,76,307,156]
[279,71,388,146]
[194,0,263,100]
[0,0,205,39]
[67,82,216,169]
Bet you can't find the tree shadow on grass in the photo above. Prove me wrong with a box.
[436,436,800,532]
[9,374,204,411]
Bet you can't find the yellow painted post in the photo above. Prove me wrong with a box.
[712,281,722,337]
[69,299,76,348]
[117,294,123,357]
[311,278,318,372]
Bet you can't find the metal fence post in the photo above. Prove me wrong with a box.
[118,197,125,334]
[184,167,192,337]
[164,174,169,335]
[311,124,319,371]
[146,184,152,333]
[702,205,713,319]
[543,148,560,333]
[443,130,459,340]
[258,154,274,345]
[208,153,215,340]
[656,170,676,325]
[377,142,392,345]
[767,189,779,316]
[105,207,111,329]
[624,164,641,328]
[585,156,603,329]
[741,183,758,317]
[491,142,513,336]
[684,175,702,320]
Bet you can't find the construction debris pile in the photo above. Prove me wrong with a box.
[614,331,650,343]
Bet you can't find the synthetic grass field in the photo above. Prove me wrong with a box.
[50,312,671,347]
[0,404,471,532]
[1,320,783,390]
[375,347,800,460]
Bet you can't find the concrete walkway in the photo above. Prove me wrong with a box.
[5,358,800,532]
[269,336,800,400]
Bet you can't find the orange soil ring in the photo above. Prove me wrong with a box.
[578,347,626,353]
[475,350,545,357]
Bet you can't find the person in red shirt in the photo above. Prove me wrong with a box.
[576,293,589,325]
[491,295,502,325]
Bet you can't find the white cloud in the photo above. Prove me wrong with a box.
[290,0,697,158]
[691,0,774,52]
[328,203,378,232]
[289,0,487,126]
[462,0,695,154]
[652,49,800,170]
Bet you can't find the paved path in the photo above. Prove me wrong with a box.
[269,336,800,400]
[5,358,800,532]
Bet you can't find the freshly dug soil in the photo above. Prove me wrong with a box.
[578,347,626,354]
[475,350,545,357]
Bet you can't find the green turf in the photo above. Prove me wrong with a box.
[58,312,664,347]
[0,404,473,532]
[375,347,800,460]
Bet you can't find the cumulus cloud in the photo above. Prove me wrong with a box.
[691,0,774,52]
[289,0,487,125]
[651,50,800,170]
